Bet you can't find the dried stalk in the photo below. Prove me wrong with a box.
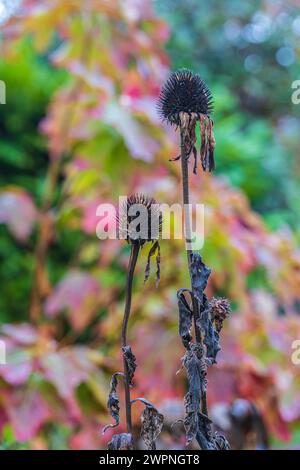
[179,123,211,442]
[157,69,230,449]
[121,242,140,434]
[180,126,202,346]
[104,195,164,449]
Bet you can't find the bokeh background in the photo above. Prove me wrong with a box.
[0,0,300,449]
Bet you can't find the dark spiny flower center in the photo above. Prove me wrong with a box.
[157,69,213,127]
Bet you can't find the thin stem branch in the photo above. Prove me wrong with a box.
[121,242,140,435]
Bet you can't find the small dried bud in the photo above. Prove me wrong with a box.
[210,297,231,332]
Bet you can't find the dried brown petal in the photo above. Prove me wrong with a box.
[199,114,208,171]
[207,118,216,171]
[144,240,161,286]
[155,242,161,287]
[199,115,215,172]
[181,113,197,159]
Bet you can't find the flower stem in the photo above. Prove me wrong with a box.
[180,128,201,344]
[121,242,140,435]
[180,126,209,442]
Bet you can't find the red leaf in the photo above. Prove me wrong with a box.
[0,189,37,241]
[44,271,100,331]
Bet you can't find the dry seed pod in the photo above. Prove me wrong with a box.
[210,297,231,332]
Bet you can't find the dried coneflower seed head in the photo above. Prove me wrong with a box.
[118,194,162,247]
[210,297,231,332]
[157,69,213,127]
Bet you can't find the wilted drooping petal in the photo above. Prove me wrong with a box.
[199,114,215,172]
[144,240,161,286]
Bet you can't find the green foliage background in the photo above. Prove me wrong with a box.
[157,0,300,229]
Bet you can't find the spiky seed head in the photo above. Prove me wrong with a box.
[118,194,162,246]
[157,69,213,126]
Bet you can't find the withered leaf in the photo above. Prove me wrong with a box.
[122,345,136,386]
[190,253,211,303]
[182,344,207,445]
[177,288,193,349]
[195,413,216,450]
[131,398,164,450]
[184,393,199,446]
[102,372,123,434]
[189,256,222,363]
[107,433,134,450]
[197,295,221,364]
[213,432,230,450]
